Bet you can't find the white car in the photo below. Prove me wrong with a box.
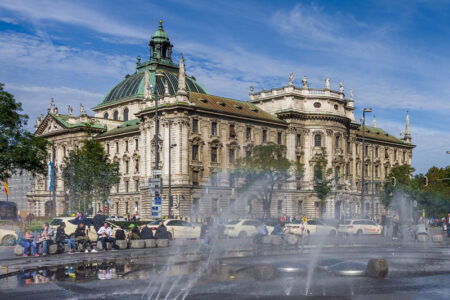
[338,219,382,236]
[285,220,337,236]
[223,219,274,238]
[147,219,201,240]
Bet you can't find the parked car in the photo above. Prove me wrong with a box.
[147,219,201,240]
[49,217,123,241]
[285,219,337,236]
[0,228,18,246]
[338,219,382,236]
[107,216,127,221]
[223,219,274,238]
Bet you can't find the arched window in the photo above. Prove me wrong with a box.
[314,134,322,147]
[113,111,119,121]
[104,112,109,119]
[123,108,129,121]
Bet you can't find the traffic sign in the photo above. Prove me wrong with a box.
[154,196,161,205]
[152,169,162,175]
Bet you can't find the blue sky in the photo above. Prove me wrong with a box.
[0,0,448,173]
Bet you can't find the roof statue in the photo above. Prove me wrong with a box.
[177,54,187,96]
[250,85,254,93]
[349,89,353,100]
[404,111,411,143]
[80,104,86,115]
[325,77,330,89]
[136,55,141,65]
[302,76,308,88]
[68,105,73,116]
[144,68,151,100]
[49,98,57,114]
[373,115,376,128]
[288,73,294,86]
[54,107,58,115]
[339,82,344,93]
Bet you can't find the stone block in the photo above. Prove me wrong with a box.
[48,244,58,255]
[271,235,283,246]
[262,236,272,244]
[366,258,388,279]
[417,234,427,242]
[130,240,145,249]
[144,239,156,248]
[432,234,443,243]
[156,239,169,248]
[285,233,298,245]
[116,240,128,250]
[14,245,24,256]
[252,264,277,281]
[97,241,112,251]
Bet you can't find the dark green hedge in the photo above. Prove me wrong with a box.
[110,221,150,229]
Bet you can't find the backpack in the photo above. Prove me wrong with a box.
[115,229,125,240]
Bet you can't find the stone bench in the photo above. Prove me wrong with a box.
[431,234,443,243]
[271,235,283,246]
[144,239,156,248]
[97,241,112,251]
[116,240,128,249]
[417,234,427,242]
[156,239,169,248]
[262,236,272,244]
[285,233,298,245]
[130,240,145,249]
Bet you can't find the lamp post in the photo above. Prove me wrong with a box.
[361,108,372,217]
[167,120,177,218]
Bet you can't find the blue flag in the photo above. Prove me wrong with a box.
[49,161,54,191]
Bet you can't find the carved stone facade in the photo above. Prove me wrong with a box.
[27,22,414,219]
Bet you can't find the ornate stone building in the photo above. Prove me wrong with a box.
[28,21,414,219]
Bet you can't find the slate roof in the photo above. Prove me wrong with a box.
[95,119,140,138]
[357,126,410,145]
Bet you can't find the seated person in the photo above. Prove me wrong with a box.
[18,226,38,257]
[55,222,76,253]
[155,222,169,239]
[75,222,96,253]
[115,227,126,240]
[36,223,54,256]
[127,224,141,240]
[97,222,117,251]
[140,224,154,239]
[271,223,285,236]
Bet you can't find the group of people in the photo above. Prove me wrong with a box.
[17,210,171,256]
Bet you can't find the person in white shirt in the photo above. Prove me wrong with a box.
[97,222,117,251]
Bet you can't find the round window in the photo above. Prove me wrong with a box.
[334,104,339,110]
[313,102,321,108]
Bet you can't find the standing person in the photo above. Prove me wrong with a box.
[155,221,169,239]
[55,222,76,253]
[92,210,106,232]
[74,212,89,227]
[140,224,154,239]
[75,223,96,253]
[37,223,54,256]
[200,220,209,240]
[97,222,117,251]
[17,226,38,257]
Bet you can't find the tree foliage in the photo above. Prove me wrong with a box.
[418,166,450,216]
[62,139,120,215]
[0,83,48,178]
[235,144,304,217]
[312,148,333,215]
[380,164,415,209]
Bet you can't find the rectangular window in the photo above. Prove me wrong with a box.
[116,182,119,193]
[125,140,129,152]
[402,151,406,162]
[394,150,397,160]
[229,124,236,138]
[192,170,199,186]
[277,132,282,144]
[385,166,389,176]
[211,122,217,136]
[192,145,199,161]
[193,119,198,134]
[347,141,351,153]
[246,127,251,141]
[107,144,110,154]
[135,159,139,173]
[296,134,301,147]
[335,135,340,148]
[125,202,129,214]
[296,176,302,190]
[364,163,369,176]
[125,181,129,193]
[135,180,139,191]
[135,139,139,150]
[229,149,235,164]
[116,142,119,153]
[125,161,129,174]
[385,149,389,158]
[296,155,301,163]
[375,146,379,157]
[211,147,217,162]
[298,200,303,214]
[246,150,251,158]
[365,145,368,154]
[356,144,359,155]
[262,130,267,142]
[375,165,379,177]
[277,200,282,214]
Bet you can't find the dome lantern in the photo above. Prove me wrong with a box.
[149,20,173,62]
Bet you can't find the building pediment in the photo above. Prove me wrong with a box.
[35,114,68,136]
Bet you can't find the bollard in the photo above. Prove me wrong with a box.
[14,245,24,256]
[130,240,145,249]
[116,240,128,249]
[271,235,283,246]
[48,244,58,255]
[97,242,112,251]
[366,258,388,279]
[156,239,169,248]
[144,239,156,248]
[431,234,443,243]
[285,233,298,245]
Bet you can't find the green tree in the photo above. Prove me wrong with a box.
[312,148,333,216]
[235,144,304,217]
[380,164,415,210]
[62,139,120,215]
[419,166,450,216]
[0,83,48,178]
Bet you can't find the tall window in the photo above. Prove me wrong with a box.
[277,132,282,144]
[125,181,129,193]
[104,112,109,119]
[192,171,199,186]
[229,149,235,164]
[125,161,129,174]
[135,159,139,173]
[113,111,119,121]
[123,108,129,121]
[116,142,119,153]
[346,163,350,176]
[135,180,139,191]
[246,150,251,158]
[314,165,323,181]
[229,124,236,138]
[314,134,322,147]
[116,182,119,193]
[335,166,340,182]
[246,127,251,141]
[335,135,340,148]
[403,151,406,162]
[375,165,379,177]
[262,130,267,142]
[277,200,282,214]
[364,163,369,176]
[347,141,351,153]
[394,150,397,160]
[192,119,198,133]
[298,200,303,214]
[211,122,217,136]
[385,148,389,158]
[375,147,379,157]
[107,144,110,154]
[192,145,199,161]
[211,147,218,162]
[296,134,301,147]
[135,139,139,150]
[125,140,129,152]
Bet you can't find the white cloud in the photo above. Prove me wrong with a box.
[0,17,18,24]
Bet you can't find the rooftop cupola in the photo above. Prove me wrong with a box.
[149,20,173,62]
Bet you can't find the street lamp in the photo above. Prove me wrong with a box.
[167,120,177,218]
[361,108,372,217]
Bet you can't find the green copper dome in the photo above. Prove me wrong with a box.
[151,20,169,42]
